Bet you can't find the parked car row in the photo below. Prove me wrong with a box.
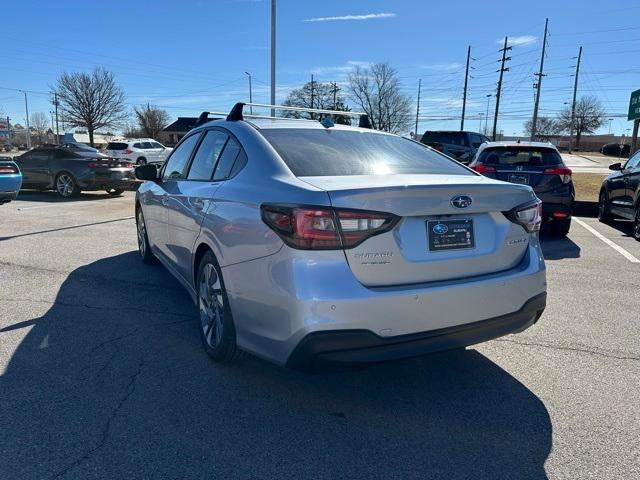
[13,146,136,197]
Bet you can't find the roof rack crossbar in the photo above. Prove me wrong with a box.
[241,102,366,117]
[196,111,229,126]
[222,102,372,128]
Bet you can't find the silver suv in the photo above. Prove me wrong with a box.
[106,139,172,166]
[134,103,546,372]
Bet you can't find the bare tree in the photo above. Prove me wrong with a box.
[348,63,412,134]
[54,67,127,146]
[524,116,562,141]
[557,95,605,150]
[134,103,170,139]
[283,81,351,124]
[30,112,49,145]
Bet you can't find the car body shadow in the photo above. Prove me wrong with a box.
[540,233,581,260]
[15,190,123,203]
[0,252,552,479]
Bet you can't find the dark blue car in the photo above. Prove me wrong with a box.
[0,159,22,204]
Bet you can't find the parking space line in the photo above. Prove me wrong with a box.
[574,217,640,263]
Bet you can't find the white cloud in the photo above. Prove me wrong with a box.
[311,61,372,76]
[497,35,537,46]
[420,62,461,71]
[304,13,396,22]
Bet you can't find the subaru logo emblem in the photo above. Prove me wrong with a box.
[451,195,473,209]
[433,223,449,235]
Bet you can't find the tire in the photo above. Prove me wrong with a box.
[196,251,239,363]
[136,207,157,264]
[106,188,125,196]
[633,205,640,242]
[136,157,147,166]
[551,218,571,237]
[598,189,613,223]
[55,172,80,198]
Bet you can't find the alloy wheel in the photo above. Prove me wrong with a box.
[136,210,147,258]
[199,263,224,349]
[634,207,640,241]
[56,174,74,197]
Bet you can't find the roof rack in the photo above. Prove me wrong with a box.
[216,102,372,129]
[196,111,230,126]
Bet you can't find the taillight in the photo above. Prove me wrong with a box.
[0,165,18,174]
[261,204,398,250]
[472,163,496,174]
[125,148,133,154]
[504,200,542,233]
[543,167,572,184]
[88,162,109,168]
[430,143,443,152]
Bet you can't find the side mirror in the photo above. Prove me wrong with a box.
[609,162,622,171]
[135,164,159,182]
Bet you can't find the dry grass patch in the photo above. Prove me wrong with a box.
[572,172,608,202]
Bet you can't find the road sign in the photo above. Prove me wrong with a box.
[628,89,640,121]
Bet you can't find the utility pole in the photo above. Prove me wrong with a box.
[478,113,484,132]
[568,46,582,153]
[492,36,511,140]
[330,82,338,109]
[6,117,11,150]
[414,78,422,139]
[53,92,60,143]
[531,18,549,141]
[484,94,492,135]
[23,91,31,149]
[310,74,315,119]
[270,0,276,117]
[460,45,471,131]
[50,111,54,135]
[244,72,253,114]
[608,118,613,134]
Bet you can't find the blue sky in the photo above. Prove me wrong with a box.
[1,0,638,137]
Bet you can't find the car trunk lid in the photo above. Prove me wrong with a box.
[299,174,536,287]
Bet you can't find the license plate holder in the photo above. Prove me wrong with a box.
[427,219,475,252]
[508,173,529,184]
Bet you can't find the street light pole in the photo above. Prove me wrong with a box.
[270,0,276,117]
[244,72,253,114]
[608,118,613,135]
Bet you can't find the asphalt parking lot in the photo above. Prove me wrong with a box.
[1,191,639,479]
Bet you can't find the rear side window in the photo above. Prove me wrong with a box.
[133,143,143,149]
[142,142,154,149]
[469,134,485,148]
[187,130,228,180]
[421,132,468,146]
[261,129,471,177]
[107,142,127,150]
[213,137,241,180]
[478,147,563,166]
[162,134,200,180]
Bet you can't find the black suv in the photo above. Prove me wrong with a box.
[469,142,574,237]
[598,149,640,240]
[420,131,490,164]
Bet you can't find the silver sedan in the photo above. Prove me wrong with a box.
[135,105,546,371]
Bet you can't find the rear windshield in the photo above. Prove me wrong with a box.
[261,129,471,177]
[478,147,563,166]
[421,131,468,146]
[106,142,128,150]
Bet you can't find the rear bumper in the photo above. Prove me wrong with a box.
[287,292,546,372]
[0,190,19,203]
[78,171,137,191]
[223,241,546,367]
